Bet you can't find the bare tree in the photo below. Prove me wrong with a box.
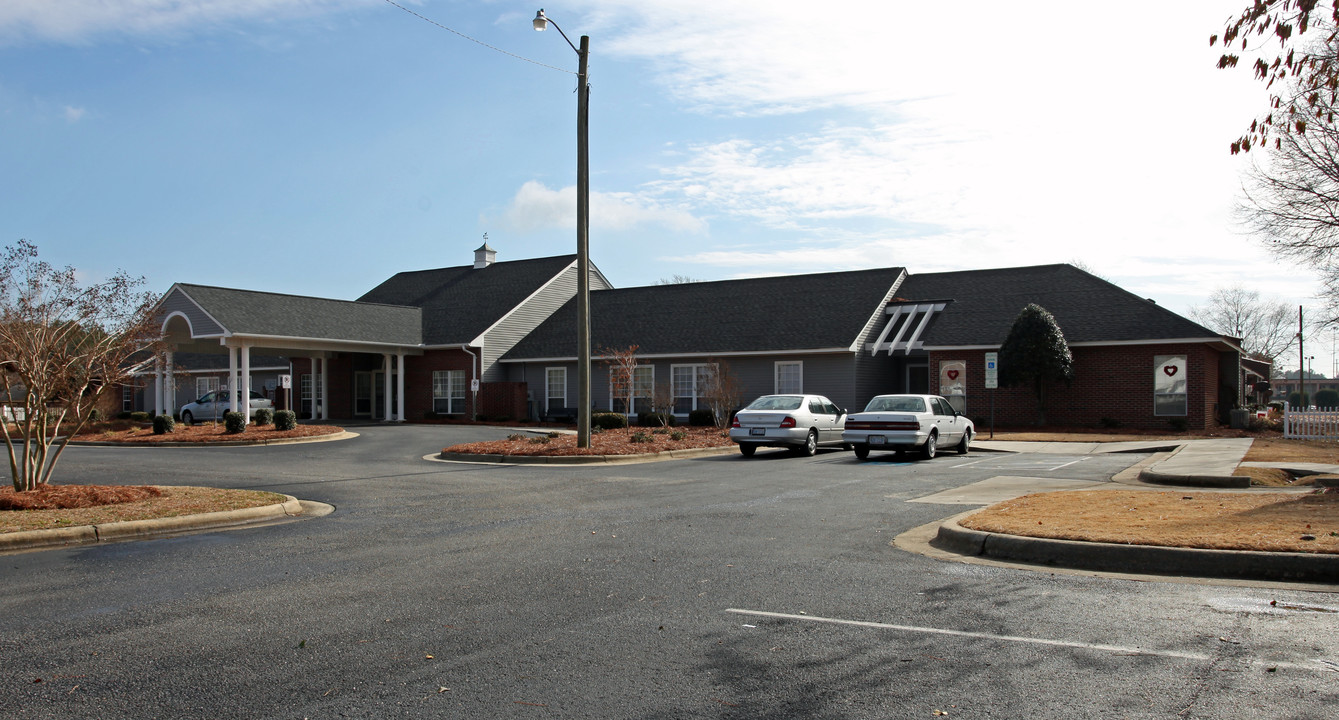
[699,358,742,428]
[601,344,639,432]
[649,381,676,428]
[0,241,161,492]
[1211,3,1339,153]
[654,274,701,285]
[1189,286,1295,363]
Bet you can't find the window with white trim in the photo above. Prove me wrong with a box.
[122,384,134,412]
[611,366,654,415]
[196,376,220,400]
[433,370,467,414]
[546,367,567,411]
[775,361,803,394]
[301,373,322,414]
[1154,355,1187,416]
[672,363,715,414]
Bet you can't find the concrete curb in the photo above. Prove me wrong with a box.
[67,431,359,448]
[437,445,737,465]
[0,494,308,553]
[932,509,1339,584]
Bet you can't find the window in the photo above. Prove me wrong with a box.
[433,370,467,414]
[301,373,323,415]
[196,376,220,400]
[672,363,715,414]
[939,359,966,414]
[546,367,567,411]
[1154,355,1187,416]
[611,366,654,415]
[121,384,134,412]
[775,361,803,394]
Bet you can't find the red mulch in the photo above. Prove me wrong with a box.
[0,484,162,510]
[445,427,734,456]
[73,423,343,443]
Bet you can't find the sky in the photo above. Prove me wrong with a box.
[2,0,1335,372]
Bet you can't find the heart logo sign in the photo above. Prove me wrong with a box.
[947,370,960,380]
[1163,365,1178,377]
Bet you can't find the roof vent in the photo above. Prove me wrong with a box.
[474,242,497,269]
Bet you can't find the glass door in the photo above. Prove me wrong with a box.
[354,372,373,416]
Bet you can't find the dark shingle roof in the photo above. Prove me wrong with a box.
[503,266,906,359]
[176,284,422,345]
[896,264,1220,346]
[358,255,577,345]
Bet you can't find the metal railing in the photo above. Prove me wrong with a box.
[1282,402,1339,439]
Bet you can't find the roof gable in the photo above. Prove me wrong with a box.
[359,255,580,345]
[504,266,907,359]
[170,284,423,346]
[896,264,1221,346]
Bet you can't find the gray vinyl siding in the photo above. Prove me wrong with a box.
[479,264,612,382]
[158,287,225,336]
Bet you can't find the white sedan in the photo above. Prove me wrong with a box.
[179,390,273,425]
[842,394,973,460]
[729,394,849,457]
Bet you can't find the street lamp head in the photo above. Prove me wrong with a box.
[533,9,548,31]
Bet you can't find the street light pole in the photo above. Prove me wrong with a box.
[534,9,592,448]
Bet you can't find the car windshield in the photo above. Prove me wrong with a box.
[864,396,926,413]
[745,395,804,411]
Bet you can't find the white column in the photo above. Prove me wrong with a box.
[153,356,163,416]
[396,352,406,422]
[227,345,239,415]
[319,355,330,421]
[382,353,392,422]
[165,351,175,417]
[241,344,252,425]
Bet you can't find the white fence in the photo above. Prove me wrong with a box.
[1282,402,1339,439]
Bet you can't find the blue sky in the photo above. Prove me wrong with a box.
[1,1,1329,366]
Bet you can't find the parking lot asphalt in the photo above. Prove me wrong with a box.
[3,424,1337,718]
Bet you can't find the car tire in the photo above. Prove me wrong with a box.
[795,429,818,457]
[739,443,757,457]
[956,429,972,455]
[921,431,937,460]
[181,411,193,426]
[853,444,869,460]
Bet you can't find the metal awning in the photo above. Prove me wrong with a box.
[866,302,947,355]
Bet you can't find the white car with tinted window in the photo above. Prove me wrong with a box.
[729,394,849,457]
[842,394,973,460]
[179,389,273,425]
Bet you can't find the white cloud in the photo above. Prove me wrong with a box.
[0,0,371,44]
[62,105,85,122]
[498,180,706,234]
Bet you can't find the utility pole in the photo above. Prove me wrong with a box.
[1298,305,1305,407]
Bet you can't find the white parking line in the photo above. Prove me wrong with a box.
[1047,457,1090,471]
[948,457,993,469]
[725,609,1331,673]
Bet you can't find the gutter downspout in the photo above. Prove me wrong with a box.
[461,345,478,422]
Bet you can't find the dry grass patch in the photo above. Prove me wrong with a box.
[1233,466,1317,487]
[961,489,1339,554]
[444,427,733,456]
[1245,437,1339,463]
[0,485,289,534]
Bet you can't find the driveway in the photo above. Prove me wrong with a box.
[3,425,1336,718]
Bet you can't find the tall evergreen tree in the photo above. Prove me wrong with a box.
[998,304,1074,426]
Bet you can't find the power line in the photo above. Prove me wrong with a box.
[381,0,575,75]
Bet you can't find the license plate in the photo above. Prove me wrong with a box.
[750,428,765,436]
[868,435,885,445]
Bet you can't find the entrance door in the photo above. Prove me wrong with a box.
[363,371,399,420]
[354,372,374,417]
[907,364,930,394]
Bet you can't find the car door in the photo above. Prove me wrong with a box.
[933,397,959,443]
[821,398,844,443]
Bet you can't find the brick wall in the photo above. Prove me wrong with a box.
[930,343,1225,430]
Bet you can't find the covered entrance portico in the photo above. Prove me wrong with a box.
[153,284,424,423]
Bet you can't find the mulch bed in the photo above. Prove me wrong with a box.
[444,426,734,456]
[0,484,162,510]
[72,423,344,444]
